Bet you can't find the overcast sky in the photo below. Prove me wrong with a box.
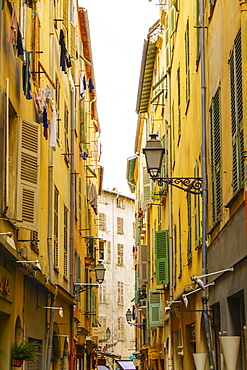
[78,0,159,196]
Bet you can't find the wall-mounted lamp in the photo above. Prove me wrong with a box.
[190,267,234,290]
[164,300,181,314]
[143,134,202,194]
[99,327,111,342]
[39,306,63,317]
[7,259,41,271]
[0,232,12,237]
[74,261,106,293]
[125,309,144,327]
[182,282,215,308]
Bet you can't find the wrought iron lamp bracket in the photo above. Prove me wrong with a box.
[155,177,203,195]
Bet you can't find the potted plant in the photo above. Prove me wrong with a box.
[11,340,39,367]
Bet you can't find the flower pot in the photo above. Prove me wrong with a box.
[12,358,23,367]
[220,336,240,370]
[193,353,207,370]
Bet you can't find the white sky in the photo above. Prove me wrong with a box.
[78,0,159,196]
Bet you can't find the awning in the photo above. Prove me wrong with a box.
[98,366,110,370]
[116,360,135,370]
[136,39,157,114]
[126,156,137,193]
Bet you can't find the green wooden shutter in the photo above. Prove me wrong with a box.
[173,224,177,285]
[229,29,244,193]
[139,245,149,283]
[148,289,162,328]
[155,230,169,285]
[210,87,222,224]
[178,209,182,277]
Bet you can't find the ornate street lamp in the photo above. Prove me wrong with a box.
[74,261,106,293]
[125,308,144,327]
[143,134,203,195]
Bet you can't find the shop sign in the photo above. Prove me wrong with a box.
[0,266,13,302]
[148,349,159,359]
[92,327,105,336]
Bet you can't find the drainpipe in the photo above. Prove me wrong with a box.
[46,11,55,368]
[200,0,214,368]
[46,148,55,370]
[69,89,75,370]
[239,1,247,234]
[167,73,173,370]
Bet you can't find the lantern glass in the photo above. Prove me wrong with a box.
[94,261,106,284]
[142,134,165,179]
[126,308,132,324]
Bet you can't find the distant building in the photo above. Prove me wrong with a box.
[98,189,135,363]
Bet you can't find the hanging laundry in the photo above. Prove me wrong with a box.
[50,106,57,151]
[59,29,67,72]
[88,78,94,93]
[80,72,86,97]
[17,27,24,59]
[22,51,32,100]
[42,106,49,140]
[7,6,17,44]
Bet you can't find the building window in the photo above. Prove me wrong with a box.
[54,186,59,270]
[118,317,124,340]
[229,29,244,194]
[99,240,105,260]
[117,282,123,304]
[210,87,222,224]
[117,217,124,235]
[107,241,111,263]
[99,213,106,231]
[64,205,68,279]
[117,244,124,265]
[99,284,106,303]
[185,19,190,110]
[55,75,60,141]
[117,198,125,209]
[30,230,39,253]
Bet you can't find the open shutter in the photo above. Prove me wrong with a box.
[194,161,201,248]
[16,119,40,229]
[155,230,169,285]
[149,289,162,328]
[139,245,149,283]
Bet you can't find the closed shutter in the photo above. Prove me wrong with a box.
[143,167,151,204]
[54,187,59,270]
[229,29,244,193]
[64,206,68,279]
[70,22,76,79]
[139,245,149,282]
[185,19,190,108]
[187,193,192,262]
[194,161,201,248]
[210,87,222,224]
[155,230,169,285]
[17,119,40,229]
[149,289,162,328]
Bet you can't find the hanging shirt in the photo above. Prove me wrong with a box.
[7,6,17,44]
[88,78,94,93]
[50,106,57,151]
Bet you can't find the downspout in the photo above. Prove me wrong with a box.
[69,89,75,370]
[46,149,55,370]
[200,0,214,368]
[167,73,173,370]
[46,13,55,368]
[239,1,247,235]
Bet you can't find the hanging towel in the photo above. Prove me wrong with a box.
[50,106,57,150]
[7,6,17,44]
[22,51,32,99]
[88,78,94,93]
[43,106,49,140]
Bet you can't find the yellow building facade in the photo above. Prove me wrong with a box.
[0,1,102,369]
[129,0,247,369]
